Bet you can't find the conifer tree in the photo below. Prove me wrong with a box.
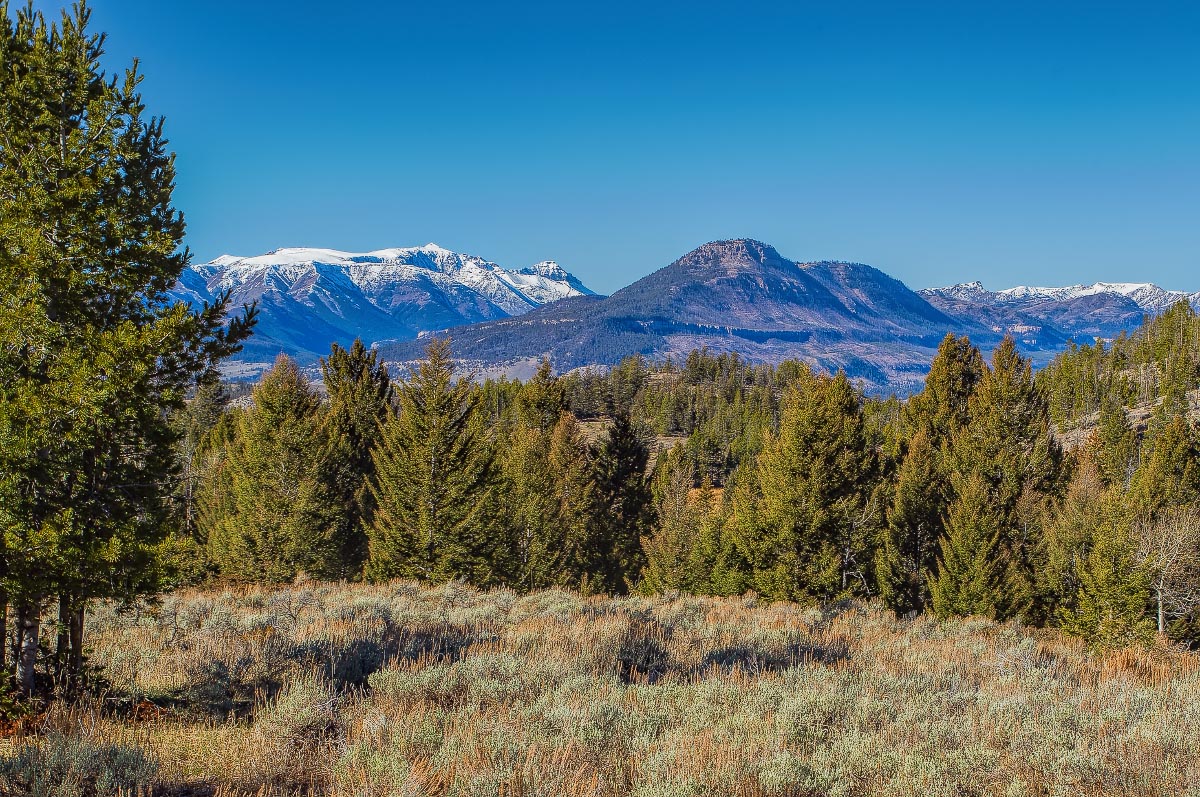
[1093,397,1139,490]
[640,446,698,594]
[683,477,726,594]
[877,429,942,615]
[735,372,878,603]
[208,356,337,582]
[320,339,393,576]
[503,423,567,591]
[366,339,507,585]
[930,473,1005,619]
[546,412,599,589]
[1041,447,1108,617]
[904,333,985,443]
[0,3,254,691]
[589,410,654,593]
[518,358,567,433]
[1128,412,1200,515]
[946,337,1064,620]
[1058,496,1154,650]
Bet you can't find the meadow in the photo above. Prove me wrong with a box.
[2,581,1198,797]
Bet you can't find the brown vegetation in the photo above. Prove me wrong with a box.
[4,581,1199,796]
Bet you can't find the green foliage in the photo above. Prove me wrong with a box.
[366,339,507,585]
[946,338,1064,620]
[1128,411,1200,516]
[930,473,1005,619]
[877,429,942,615]
[905,333,985,444]
[589,410,655,593]
[0,1,254,689]
[207,355,338,582]
[1057,496,1155,650]
[731,372,879,603]
[640,446,699,594]
[320,339,394,575]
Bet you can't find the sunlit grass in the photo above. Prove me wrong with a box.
[5,581,1198,796]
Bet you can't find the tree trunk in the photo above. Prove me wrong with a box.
[15,602,40,695]
[0,590,7,673]
[1157,588,1166,635]
[55,594,71,684]
[69,603,85,689]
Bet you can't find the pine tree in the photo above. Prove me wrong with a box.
[1093,397,1138,490]
[734,372,878,603]
[366,339,507,585]
[877,429,942,615]
[1041,447,1108,618]
[163,381,232,586]
[319,339,393,577]
[1058,496,1154,650]
[930,473,1005,619]
[683,477,725,594]
[640,446,697,594]
[208,356,337,582]
[0,3,254,691]
[946,337,1064,620]
[905,333,985,444]
[1129,412,1200,516]
[589,410,654,593]
[503,423,567,591]
[546,412,599,589]
[518,358,567,433]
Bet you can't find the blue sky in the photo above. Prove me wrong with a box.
[34,1,1200,294]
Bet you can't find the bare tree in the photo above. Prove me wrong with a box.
[1136,507,1200,634]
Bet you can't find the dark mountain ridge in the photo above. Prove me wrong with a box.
[382,239,986,393]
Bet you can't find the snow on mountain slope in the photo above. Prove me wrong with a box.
[924,281,1200,316]
[919,279,1200,350]
[173,244,594,365]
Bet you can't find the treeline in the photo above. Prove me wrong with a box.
[1037,300,1200,426]
[183,331,1200,649]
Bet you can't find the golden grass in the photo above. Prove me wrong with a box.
[5,581,1199,796]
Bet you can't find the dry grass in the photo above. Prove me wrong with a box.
[5,582,1200,796]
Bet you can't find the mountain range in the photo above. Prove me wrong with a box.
[172,244,593,365]
[172,239,1198,393]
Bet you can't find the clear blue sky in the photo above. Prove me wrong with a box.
[35,1,1200,294]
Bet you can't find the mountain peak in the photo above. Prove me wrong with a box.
[682,238,785,267]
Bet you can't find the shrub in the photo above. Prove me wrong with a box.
[0,734,157,797]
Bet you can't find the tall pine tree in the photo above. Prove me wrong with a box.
[930,473,1005,619]
[0,2,254,691]
[320,339,393,577]
[946,337,1063,620]
[208,356,338,582]
[877,429,943,615]
[589,410,654,593]
[366,339,507,585]
[733,372,879,603]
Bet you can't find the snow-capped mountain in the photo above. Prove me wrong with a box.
[172,244,594,366]
[924,281,1200,316]
[919,280,1200,348]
